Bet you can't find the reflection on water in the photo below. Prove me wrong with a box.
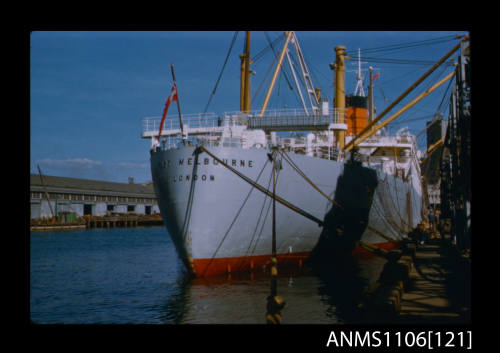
[160,256,386,324]
[30,228,386,324]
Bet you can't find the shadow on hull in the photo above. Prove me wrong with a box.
[311,160,379,263]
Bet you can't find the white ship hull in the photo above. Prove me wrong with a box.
[150,144,422,277]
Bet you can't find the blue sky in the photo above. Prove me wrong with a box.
[30,30,468,183]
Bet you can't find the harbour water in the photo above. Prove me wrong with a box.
[30,227,386,324]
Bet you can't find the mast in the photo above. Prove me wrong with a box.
[347,70,456,150]
[334,46,347,149]
[260,31,293,116]
[354,48,365,97]
[368,66,374,122]
[170,64,185,140]
[240,31,252,113]
[344,38,464,152]
[290,32,320,114]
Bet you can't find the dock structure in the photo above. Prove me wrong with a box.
[30,174,160,220]
[84,214,163,229]
[439,37,471,252]
[358,37,471,324]
[396,241,470,324]
[30,214,164,232]
[358,237,470,324]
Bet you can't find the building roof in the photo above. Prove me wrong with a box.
[30,174,156,197]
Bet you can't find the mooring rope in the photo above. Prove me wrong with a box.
[198,146,324,226]
[280,148,401,244]
[279,149,343,210]
[200,157,270,276]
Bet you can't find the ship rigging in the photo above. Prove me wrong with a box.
[142,31,466,277]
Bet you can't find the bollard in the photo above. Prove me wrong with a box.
[359,251,415,320]
[266,295,285,324]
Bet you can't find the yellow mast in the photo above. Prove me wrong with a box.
[421,137,445,163]
[240,31,252,112]
[345,70,456,151]
[334,46,347,149]
[260,31,293,116]
[344,37,466,152]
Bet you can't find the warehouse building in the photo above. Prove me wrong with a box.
[30,174,160,219]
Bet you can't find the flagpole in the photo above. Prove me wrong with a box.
[171,63,185,142]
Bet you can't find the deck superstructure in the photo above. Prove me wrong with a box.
[142,31,430,277]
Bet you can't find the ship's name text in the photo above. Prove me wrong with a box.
[158,158,253,169]
[171,174,215,182]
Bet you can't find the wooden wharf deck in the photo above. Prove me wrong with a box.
[359,239,471,324]
[395,242,471,324]
[85,214,163,229]
[30,214,163,231]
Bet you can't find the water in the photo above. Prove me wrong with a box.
[30,227,386,324]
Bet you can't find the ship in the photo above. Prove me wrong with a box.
[142,32,423,277]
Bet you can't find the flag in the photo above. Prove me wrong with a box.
[157,82,178,140]
[372,73,380,81]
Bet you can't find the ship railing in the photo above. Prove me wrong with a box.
[225,107,346,131]
[159,135,184,150]
[267,134,342,161]
[198,137,245,148]
[358,135,416,146]
[158,134,245,151]
[143,108,347,138]
[142,112,233,138]
[223,107,345,121]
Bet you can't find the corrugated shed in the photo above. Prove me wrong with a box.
[30,174,156,197]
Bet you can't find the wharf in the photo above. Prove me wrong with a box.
[30,214,163,232]
[395,241,471,324]
[30,224,86,232]
[85,214,164,229]
[359,238,471,324]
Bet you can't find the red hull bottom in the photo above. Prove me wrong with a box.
[192,241,399,277]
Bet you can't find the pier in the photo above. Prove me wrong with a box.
[358,35,471,325]
[30,174,160,221]
[358,234,470,324]
[30,214,163,232]
[84,214,163,229]
[396,241,470,324]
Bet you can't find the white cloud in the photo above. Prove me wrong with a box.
[115,161,148,169]
[37,157,103,169]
